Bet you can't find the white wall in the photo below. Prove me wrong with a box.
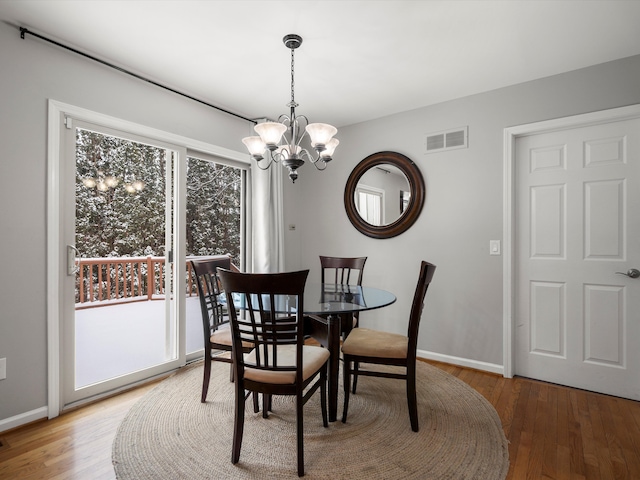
[285,54,640,370]
[0,22,250,425]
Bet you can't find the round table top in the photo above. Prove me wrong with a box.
[229,283,396,316]
[228,282,396,315]
[303,282,397,315]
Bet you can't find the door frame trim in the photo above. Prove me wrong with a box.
[46,99,248,418]
[502,104,640,378]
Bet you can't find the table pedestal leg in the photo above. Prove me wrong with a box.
[326,314,341,422]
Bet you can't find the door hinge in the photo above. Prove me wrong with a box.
[64,116,72,129]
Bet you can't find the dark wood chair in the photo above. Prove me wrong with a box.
[341,261,436,432]
[217,268,330,477]
[191,255,252,403]
[319,256,367,338]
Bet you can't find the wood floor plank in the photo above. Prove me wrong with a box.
[541,383,559,479]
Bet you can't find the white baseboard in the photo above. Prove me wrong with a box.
[0,406,48,434]
[417,349,504,376]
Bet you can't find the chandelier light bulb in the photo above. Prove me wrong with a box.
[306,123,338,148]
[242,136,267,158]
[320,138,339,160]
[82,177,97,188]
[105,176,119,188]
[254,122,287,149]
[276,144,301,159]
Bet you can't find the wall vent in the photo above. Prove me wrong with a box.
[425,126,468,154]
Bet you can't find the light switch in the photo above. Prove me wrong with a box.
[0,358,6,380]
[490,240,501,256]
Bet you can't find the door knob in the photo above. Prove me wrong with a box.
[616,268,640,279]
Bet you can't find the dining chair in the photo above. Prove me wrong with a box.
[319,256,367,338]
[217,268,330,477]
[191,255,253,403]
[341,261,436,432]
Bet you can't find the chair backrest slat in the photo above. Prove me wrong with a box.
[191,256,233,341]
[320,256,367,286]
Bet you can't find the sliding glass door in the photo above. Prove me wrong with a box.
[62,119,181,406]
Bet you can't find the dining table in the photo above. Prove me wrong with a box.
[302,283,397,421]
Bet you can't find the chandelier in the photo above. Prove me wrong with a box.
[242,34,339,183]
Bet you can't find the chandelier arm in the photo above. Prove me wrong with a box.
[292,115,309,147]
[254,155,274,171]
[297,149,312,162]
[271,150,285,164]
[313,159,328,171]
[278,114,292,125]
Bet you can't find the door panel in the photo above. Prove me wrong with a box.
[62,119,182,406]
[515,117,640,400]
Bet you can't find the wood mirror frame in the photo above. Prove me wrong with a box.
[344,151,425,239]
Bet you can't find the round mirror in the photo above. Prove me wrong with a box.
[344,151,425,239]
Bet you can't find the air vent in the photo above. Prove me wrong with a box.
[425,126,468,153]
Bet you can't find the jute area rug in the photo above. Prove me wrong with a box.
[113,360,509,479]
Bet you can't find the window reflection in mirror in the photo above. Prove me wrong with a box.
[354,164,410,226]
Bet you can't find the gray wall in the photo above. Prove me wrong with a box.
[284,54,640,368]
[2,13,640,427]
[0,21,249,423]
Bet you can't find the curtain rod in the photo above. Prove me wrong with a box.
[19,26,257,125]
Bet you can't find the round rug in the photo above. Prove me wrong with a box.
[113,360,509,479]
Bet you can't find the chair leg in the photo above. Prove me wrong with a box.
[342,356,351,423]
[201,357,211,403]
[352,361,359,394]
[296,392,304,477]
[232,382,246,464]
[407,361,419,432]
[262,394,273,418]
[321,366,328,428]
[253,392,259,413]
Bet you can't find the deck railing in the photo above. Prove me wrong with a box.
[75,255,209,309]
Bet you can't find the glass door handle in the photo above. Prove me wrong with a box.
[615,268,640,279]
[67,245,79,276]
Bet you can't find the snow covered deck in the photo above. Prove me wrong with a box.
[75,296,204,388]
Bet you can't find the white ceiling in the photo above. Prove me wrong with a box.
[2,0,640,128]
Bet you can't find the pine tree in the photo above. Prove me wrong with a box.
[75,129,243,301]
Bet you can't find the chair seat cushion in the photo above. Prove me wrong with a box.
[244,345,330,385]
[210,325,252,349]
[342,328,408,359]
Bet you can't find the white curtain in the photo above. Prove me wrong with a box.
[250,159,285,273]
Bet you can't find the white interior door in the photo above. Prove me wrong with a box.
[515,117,640,400]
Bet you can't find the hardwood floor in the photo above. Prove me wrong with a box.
[1,361,639,479]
